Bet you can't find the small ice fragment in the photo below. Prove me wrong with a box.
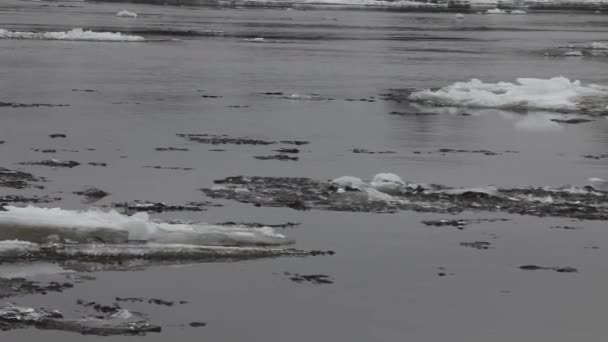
[245,37,265,42]
[485,8,506,14]
[588,178,608,191]
[589,42,608,50]
[370,173,405,195]
[331,176,365,191]
[563,51,583,57]
[116,10,137,18]
[510,10,526,14]
[455,13,464,19]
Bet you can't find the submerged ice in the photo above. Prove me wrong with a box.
[0,206,292,246]
[408,77,608,114]
[0,28,144,42]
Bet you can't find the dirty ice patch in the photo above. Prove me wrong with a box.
[0,206,292,246]
[408,77,608,114]
[0,28,144,42]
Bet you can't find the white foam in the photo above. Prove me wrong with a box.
[116,10,138,18]
[409,76,608,112]
[0,28,144,42]
[0,206,292,246]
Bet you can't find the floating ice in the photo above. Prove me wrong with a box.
[510,9,526,14]
[370,173,406,195]
[409,76,608,113]
[244,37,266,42]
[0,28,144,42]
[485,8,507,14]
[116,10,137,18]
[588,178,608,191]
[589,42,608,50]
[563,51,583,57]
[455,13,465,19]
[331,176,366,191]
[0,206,292,246]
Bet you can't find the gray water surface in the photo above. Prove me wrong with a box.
[1,2,608,340]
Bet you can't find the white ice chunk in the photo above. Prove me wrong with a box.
[409,76,608,112]
[116,10,138,18]
[589,42,608,50]
[0,28,144,42]
[0,206,292,246]
[485,8,507,14]
[563,51,583,57]
[510,9,526,14]
[331,176,366,190]
[370,173,406,195]
[588,178,608,191]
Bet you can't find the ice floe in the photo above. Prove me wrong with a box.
[588,177,608,191]
[0,206,292,246]
[0,28,144,42]
[116,10,138,18]
[589,42,608,50]
[485,8,507,14]
[408,77,608,114]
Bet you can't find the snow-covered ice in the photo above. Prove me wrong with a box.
[0,28,144,42]
[408,76,608,113]
[563,51,583,57]
[0,206,292,246]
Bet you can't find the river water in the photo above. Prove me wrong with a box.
[1,1,608,340]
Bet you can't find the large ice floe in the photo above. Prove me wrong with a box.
[0,206,291,246]
[408,77,608,115]
[0,205,316,267]
[0,28,144,42]
[202,173,608,220]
